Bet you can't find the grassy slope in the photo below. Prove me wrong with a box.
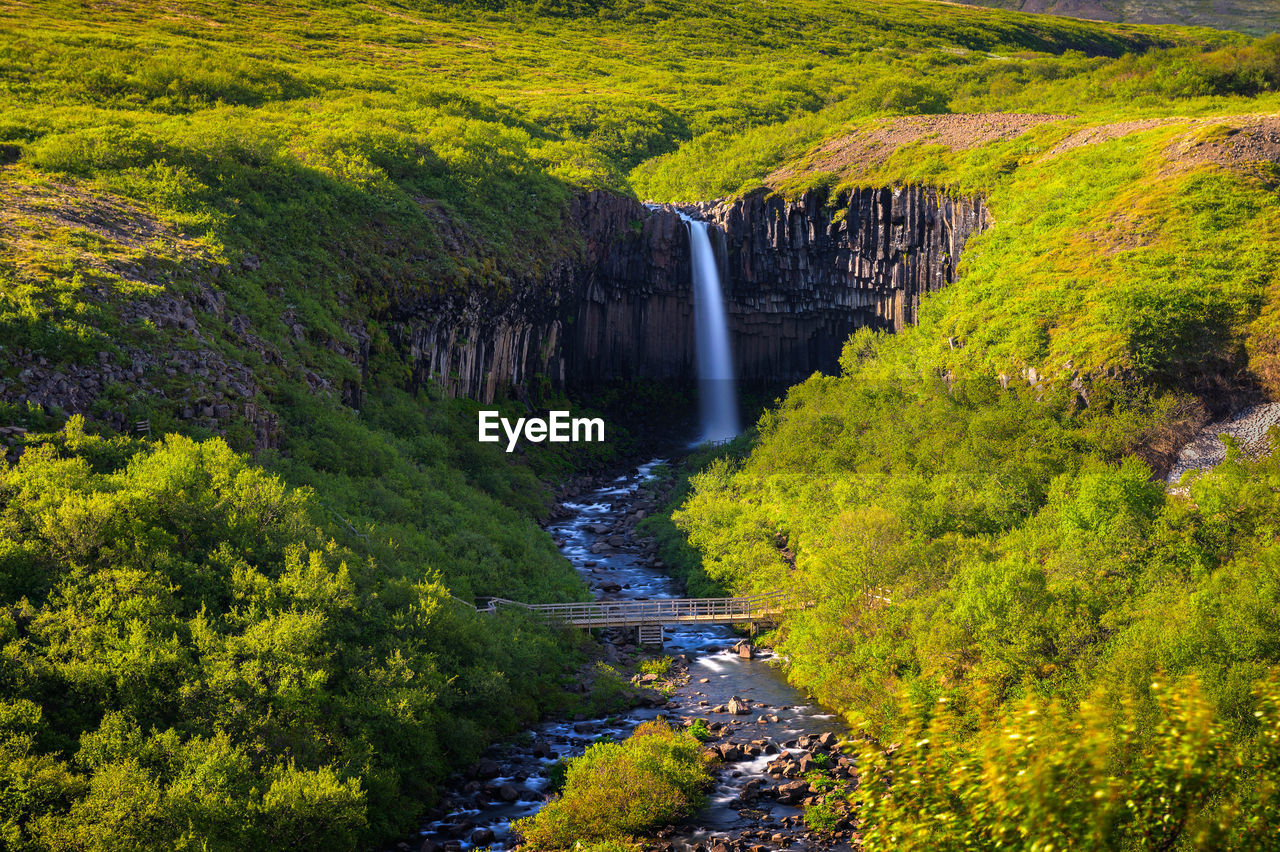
[953,0,1280,37]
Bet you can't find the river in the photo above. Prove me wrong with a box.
[416,459,852,851]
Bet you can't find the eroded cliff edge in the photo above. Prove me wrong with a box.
[393,186,989,402]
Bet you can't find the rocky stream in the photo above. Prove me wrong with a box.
[410,459,860,852]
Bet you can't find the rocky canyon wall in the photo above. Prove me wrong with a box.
[391,186,989,402]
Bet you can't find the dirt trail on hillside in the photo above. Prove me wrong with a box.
[1048,118,1176,154]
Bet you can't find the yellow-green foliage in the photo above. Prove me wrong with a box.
[3,1,1280,850]
[638,656,673,676]
[512,719,711,849]
[919,135,1280,388]
[855,673,1280,850]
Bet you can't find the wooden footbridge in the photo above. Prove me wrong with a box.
[453,588,889,647]
[477,590,805,629]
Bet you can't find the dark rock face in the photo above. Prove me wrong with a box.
[387,186,988,402]
[697,185,988,385]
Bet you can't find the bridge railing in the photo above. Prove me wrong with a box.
[481,589,807,627]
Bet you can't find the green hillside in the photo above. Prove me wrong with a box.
[1,0,1280,849]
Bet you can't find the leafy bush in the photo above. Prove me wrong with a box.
[638,656,673,676]
[687,718,712,742]
[512,720,711,849]
[0,423,585,849]
[854,674,1280,851]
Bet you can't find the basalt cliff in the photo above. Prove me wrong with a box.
[395,186,989,402]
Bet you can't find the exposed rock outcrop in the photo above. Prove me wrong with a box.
[390,186,988,401]
[697,185,988,384]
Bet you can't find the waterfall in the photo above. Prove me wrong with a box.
[682,215,740,443]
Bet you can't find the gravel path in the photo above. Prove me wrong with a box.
[1165,402,1280,487]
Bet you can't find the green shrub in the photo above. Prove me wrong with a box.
[687,718,712,742]
[638,656,673,676]
[512,720,711,849]
[804,799,843,834]
[585,663,632,716]
[0,424,584,849]
[855,673,1280,851]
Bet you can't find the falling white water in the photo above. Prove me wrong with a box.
[682,214,740,443]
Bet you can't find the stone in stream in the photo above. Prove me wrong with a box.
[473,758,500,779]
[727,696,750,715]
[470,827,495,845]
[774,780,810,804]
[498,783,519,802]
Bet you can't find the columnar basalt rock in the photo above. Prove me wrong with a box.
[386,186,989,401]
[693,185,988,384]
